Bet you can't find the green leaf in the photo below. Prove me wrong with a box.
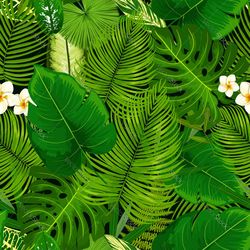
[0,191,15,213]
[60,0,119,48]
[0,110,43,201]
[34,232,60,250]
[32,0,64,34]
[0,0,49,86]
[77,83,182,222]
[152,207,250,250]
[175,139,249,207]
[27,65,116,176]
[19,166,112,249]
[114,0,166,27]
[153,25,248,129]
[81,18,155,114]
[211,105,250,188]
[87,235,138,250]
[0,210,7,248]
[151,0,248,39]
[49,33,84,75]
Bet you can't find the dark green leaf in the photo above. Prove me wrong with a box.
[0,210,7,248]
[34,232,60,250]
[151,0,248,39]
[28,65,116,176]
[152,207,250,250]
[0,191,15,213]
[33,0,64,34]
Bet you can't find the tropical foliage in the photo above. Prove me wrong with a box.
[0,0,249,250]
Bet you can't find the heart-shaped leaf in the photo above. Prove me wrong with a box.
[27,65,116,176]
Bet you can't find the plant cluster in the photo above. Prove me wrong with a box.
[0,0,249,249]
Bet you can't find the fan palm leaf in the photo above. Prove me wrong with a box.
[0,0,48,86]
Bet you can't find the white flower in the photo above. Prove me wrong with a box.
[218,74,239,97]
[235,82,250,114]
[13,89,36,116]
[0,81,16,114]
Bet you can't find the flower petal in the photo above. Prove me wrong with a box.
[231,82,239,92]
[14,105,24,115]
[228,74,236,82]
[218,84,227,93]
[245,104,250,114]
[0,99,8,114]
[240,82,250,96]
[6,94,19,107]
[219,76,227,85]
[235,94,247,106]
[225,89,233,97]
[28,96,37,106]
[19,88,30,100]
[23,107,28,116]
[1,81,13,94]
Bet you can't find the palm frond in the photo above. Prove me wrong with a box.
[75,84,182,222]
[79,18,155,115]
[114,0,166,27]
[0,110,43,201]
[0,0,48,86]
[211,105,250,187]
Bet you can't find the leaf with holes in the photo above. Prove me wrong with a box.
[19,166,112,249]
[27,65,116,176]
[34,232,60,250]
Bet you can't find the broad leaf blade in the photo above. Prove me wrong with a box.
[33,0,64,34]
[28,65,116,176]
[152,207,250,250]
[34,232,60,250]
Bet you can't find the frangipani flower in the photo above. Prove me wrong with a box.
[218,74,239,97]
[0,81,16,114]
[235,82,250,114]
[13,88,36,116]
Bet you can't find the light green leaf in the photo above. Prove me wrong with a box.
[151,0,248,39]
[0,110,43,201]
[0,191,15,213]
[0,0,49,86]
[152,207,250,250]
[60,0,119,48]
[27,65,116,176]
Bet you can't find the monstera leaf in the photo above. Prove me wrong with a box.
[152,207,250,250]
[151,0,248,39]
[34,232,60,250]
[19,166,112,249]
[174,139,250,208]
[27,65,116,176]
[32,0,64,34]
[153,25,248,129]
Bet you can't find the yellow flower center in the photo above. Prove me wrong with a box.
[226,80,232,90]
[20,99,28,109]
[245,93,250,103]
[0,91,6,102]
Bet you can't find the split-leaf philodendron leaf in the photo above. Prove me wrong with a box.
[27,65,116,176]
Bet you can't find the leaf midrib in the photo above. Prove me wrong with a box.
[36,69,82,151]
[202,214,250,250]
[155,30,211,91]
